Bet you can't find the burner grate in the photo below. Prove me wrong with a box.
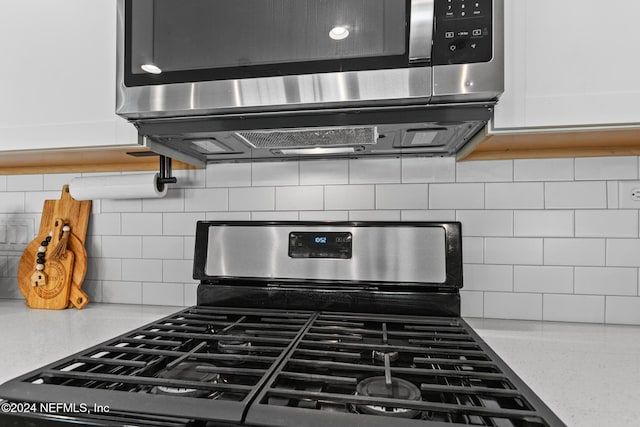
[0,306,314,424]
[247,312,564,427]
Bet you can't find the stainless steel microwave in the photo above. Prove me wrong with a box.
[116,0,503,165]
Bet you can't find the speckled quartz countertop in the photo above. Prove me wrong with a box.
[1,299,639,427]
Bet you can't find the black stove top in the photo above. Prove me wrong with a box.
[0,222,566,426]
[0,307,562,427]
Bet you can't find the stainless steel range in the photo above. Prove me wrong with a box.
[0,222,565,426]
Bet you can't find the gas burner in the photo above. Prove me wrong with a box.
[217,339,252,355]
[217,338,253,366]
[152,361,220,398]
[372,350,399,363]
[352,377,422,419]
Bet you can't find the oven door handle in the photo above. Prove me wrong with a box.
[409,0,435,63]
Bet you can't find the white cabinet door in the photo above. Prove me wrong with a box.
[493,0,640,130]
[0,0,138,151]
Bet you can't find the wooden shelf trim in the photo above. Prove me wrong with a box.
[0,148,199,175]
[461,127,640,161]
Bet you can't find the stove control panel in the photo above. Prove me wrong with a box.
[289,232,352,259]
[432,0,493,65]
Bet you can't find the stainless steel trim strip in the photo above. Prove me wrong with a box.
[117,67,433,119]
[409,0,435,62]
[205,225,447,284]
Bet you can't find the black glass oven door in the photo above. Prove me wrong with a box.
[125,0,411,86]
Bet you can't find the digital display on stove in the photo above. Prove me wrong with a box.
[289,232,352,259]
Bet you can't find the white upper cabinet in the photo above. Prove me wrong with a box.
[493,0,640,130]
[0,0,137,151]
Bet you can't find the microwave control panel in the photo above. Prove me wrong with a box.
[432,0,493,65]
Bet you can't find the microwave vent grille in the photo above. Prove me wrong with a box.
[234,127,378,149]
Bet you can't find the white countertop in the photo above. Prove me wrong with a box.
[1,299,639,427]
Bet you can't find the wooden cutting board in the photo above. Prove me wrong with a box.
[17,186,91,309]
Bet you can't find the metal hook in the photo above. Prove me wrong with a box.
[156,155,177,192]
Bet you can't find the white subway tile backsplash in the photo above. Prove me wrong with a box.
[606,239,640,267]
[605,297,640,324]
[325,185,374,210]
[121,213,163,236]
[0,193,24,213]
[82,280,102,303]
[545,181,607,209]
[514,158,574,181]
[299,160,349,185]
[205,212,251,221]
[400,210,456,221]
[184,188,228,212]
[376,184,428,210]
[462,237,484,264]
[485,183,544,209]
[544,238,605,266]
[485,238,543,265]
[7,174,43,191]
[229,187,275,211]
[143,189,185,212]
[184,283,198,306]
[460,291,484,317]
[575,210,638,238]
[484,292,543,320]
[543,294,605,323]
[142,282,185,306]
[173,169,207,189]
[349,210,401,221]
[575,267,638,296]
[251,211,300,221]
[102,281,142,304]
[163,259,196,283]
[575,156,638,181]
[86,258,121,281]
[252,162,298,186]
[122,259,163,282]
[429,183,484,209]
[514,266,573,294]
[102,236,142,258]
[88,213,121,236]
[276,186,324,210]
[143,236,184,259]
[206,163,252,187]
[85,235,102,258]
[4,156,640,324]
[456,211,513,237]
[463,264,512,292]
[0,278,21,299]
[514,210,574,237]
[183,236,196,260]
[456,160,512,182]
[43,173,79,191]
[102,198,142,213]
[607,181,619,209]
[402,157,455,183]
[299,211,349,221]
[350,158,401,184]
[162,212,205,236]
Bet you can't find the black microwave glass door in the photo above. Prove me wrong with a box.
[126,0,410,86]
